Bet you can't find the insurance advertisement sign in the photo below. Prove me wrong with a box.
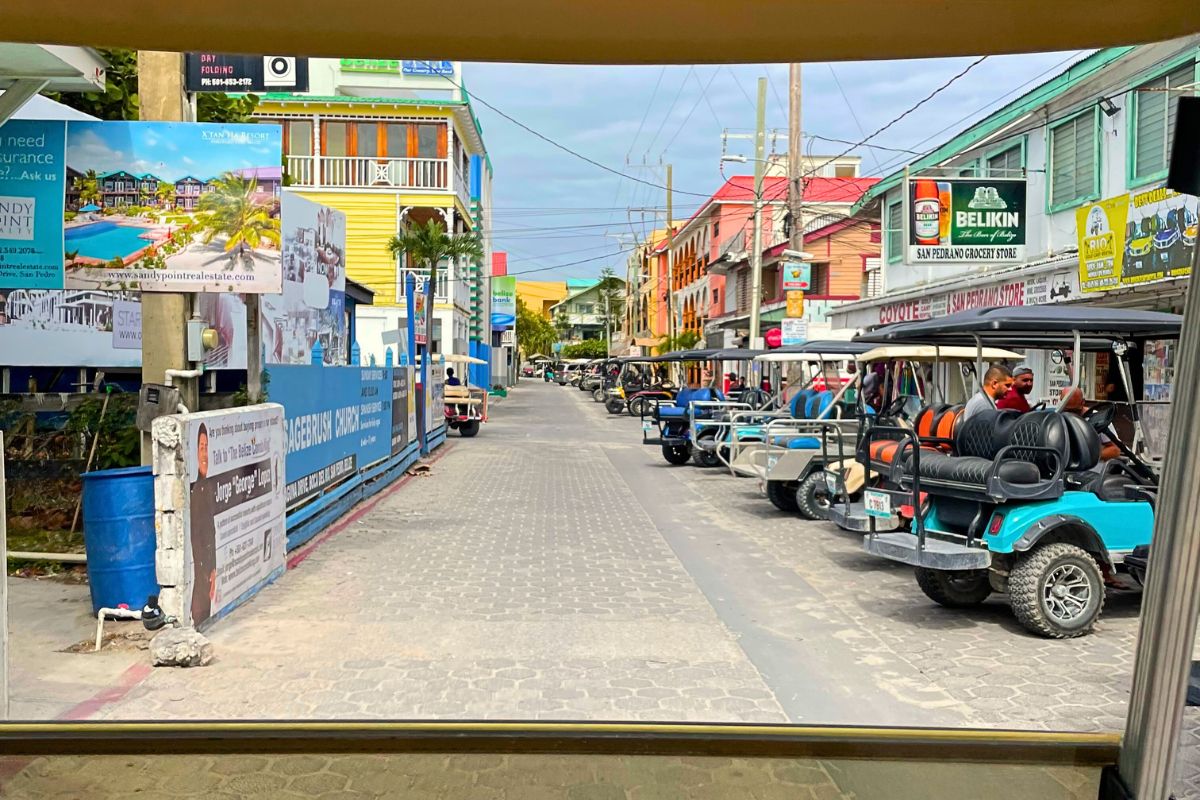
[908,177,1026,263]
[0,119,67,289]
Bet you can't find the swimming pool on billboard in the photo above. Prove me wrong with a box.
[65,221,155,261]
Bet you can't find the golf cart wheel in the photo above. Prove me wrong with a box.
[662,444,691,465]
[795,472,832,520]
[1009,543,1104,639]
[765,480,800,513]
[605,398,625,415]
[458,419,480,438]
[692,431,721,468]
[593,387,605,402]
[915,568,992,608]
[628,397,649,417]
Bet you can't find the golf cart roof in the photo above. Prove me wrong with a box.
[858,306,1183,347]
[857,345,1024,362]
[643,348,722,363]
[755,340,874,362]
[707,347,767,361]
[441,353,488,365]
[526,354,551,361]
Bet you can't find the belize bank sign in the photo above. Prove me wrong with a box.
[907,177,1027,264]
[491,275,516,329]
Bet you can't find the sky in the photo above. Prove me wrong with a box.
[463,52,1090,283]
[66,121,282,181]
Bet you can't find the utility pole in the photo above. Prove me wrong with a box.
[747,78,767,349]
[138,52,196,463]
[788,63,805,254]
[665,163,674,347]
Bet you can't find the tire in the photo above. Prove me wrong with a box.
[605,398,625,415]
[765,480,799,513]
[458,419,480,438]
[662,444,691,465]
[1009,543,1104,639]
[593,388,605,402]
[692,431,721,467]
[915,568,992,608]
[628,397,648,417]
[795,472,832,520]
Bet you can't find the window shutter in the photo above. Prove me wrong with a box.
[864,257,882,298]
[987,145,1021,176]
[1136,74,1170,178]
[1051,115,1095,207]
[886,202,902,260]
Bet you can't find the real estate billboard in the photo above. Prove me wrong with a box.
[0,119,67,289]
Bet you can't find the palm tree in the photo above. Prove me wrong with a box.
[74,169,101,208]
[155,182,175,209]
[196,172,281,269]
[386,219,483,352]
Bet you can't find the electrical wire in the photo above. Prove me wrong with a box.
[825,63,885,175]
[643,66,695,158]
[626,66,667,161]
[659,67,723,158]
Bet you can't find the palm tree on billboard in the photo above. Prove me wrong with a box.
[75,170,101,208]
[197,172,281,270]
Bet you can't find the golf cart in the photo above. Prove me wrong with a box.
[604,356,677,416]
[818,344,1022,526]
[640,348,751,465]
[440,353,490,437]
[852,305,1180,638]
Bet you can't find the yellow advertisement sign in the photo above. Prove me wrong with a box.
[1078,184,1198,293]
[1077,196,1128,292]
[786,290,805,318]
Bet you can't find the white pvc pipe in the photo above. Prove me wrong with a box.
[95,607,142,652]
[7,551,87,563]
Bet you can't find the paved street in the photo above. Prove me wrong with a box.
[36,381,1200,794]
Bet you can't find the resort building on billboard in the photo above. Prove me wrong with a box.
[251,58,495,368]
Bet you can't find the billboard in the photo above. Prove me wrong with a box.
[0,119,67,289]
[781,262,811,291]
[178,405,286,628]
[185,54,309,93]
[781,317,807,346]
[908,177,1026,263]
[1078,184,1197,293]
[491,275,516,328]
[261,193,347,365]
[61,121,283,293]
[269,364,392,507]
[390,366,412,455]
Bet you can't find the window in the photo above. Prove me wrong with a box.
[1049,110,1099,209]
[987,144,1022,177]
[712,287,720,307]
[1132,62,1195,183]
[957,159,979,178]
[834,163,857,178]
[809,262,830,295]
[356,123,379,158]
[323,122,348,156]
[886,200,903,262]
[385,124,407,158]
[416,124,439,159]
[284,121,312,156]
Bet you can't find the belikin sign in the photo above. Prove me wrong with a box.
[908,178,1027,264]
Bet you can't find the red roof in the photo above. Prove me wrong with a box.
[712,175,878,205]
[491,251,508,276]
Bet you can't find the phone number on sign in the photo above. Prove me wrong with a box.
[200,78,254,87]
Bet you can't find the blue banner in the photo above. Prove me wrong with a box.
[269,364,392,507]
[0,120,66,288]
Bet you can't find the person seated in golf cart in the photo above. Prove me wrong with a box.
[961,364,1013,421]
[996,365,1034,413]
[1061,387,1122,464]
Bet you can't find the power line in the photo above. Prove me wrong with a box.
[659,67,722,158]
[643,66,695,158]
[797,55,990,183]
[825,63,885,174]
[627,66,667,161]
[417,62,712,197]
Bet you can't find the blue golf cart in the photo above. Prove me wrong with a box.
[851,306,1180,638]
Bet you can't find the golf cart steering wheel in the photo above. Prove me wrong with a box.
[880,395,908,420]
[1029,401,1047,411]
[741,388,771,409]
[1083,401,1117,432]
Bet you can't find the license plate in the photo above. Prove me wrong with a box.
[864,489,892,518]
[766,454,779,471]
[642,421,654,433]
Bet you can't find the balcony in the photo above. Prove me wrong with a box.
[398,267,450,304]
[286,156,470,207]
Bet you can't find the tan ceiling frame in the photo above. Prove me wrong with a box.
[5,1,1200,64]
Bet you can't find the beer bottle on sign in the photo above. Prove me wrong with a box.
[938,182,953,243]
[913,179,940,245]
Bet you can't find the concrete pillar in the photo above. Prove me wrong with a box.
[138,52,195,463]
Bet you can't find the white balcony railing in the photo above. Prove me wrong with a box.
[398,267,450,303]
[453,165,469,207]
[286,156,450,191]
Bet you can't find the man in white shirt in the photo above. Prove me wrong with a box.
[962,365,1014,422]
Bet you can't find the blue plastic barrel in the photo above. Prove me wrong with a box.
[81,465,158,614]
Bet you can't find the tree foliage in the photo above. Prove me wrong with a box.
[516,298,556,359]
[45,48,259,122]
[655,330,701,355]
[560,340,608,359]
[386,220,483,350]
[595,267,626,333]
